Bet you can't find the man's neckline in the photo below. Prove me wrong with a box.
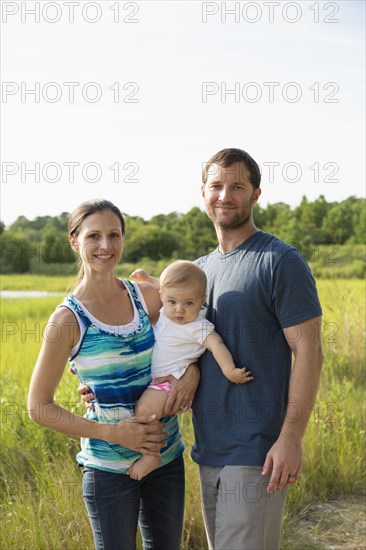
[217,230,264,255]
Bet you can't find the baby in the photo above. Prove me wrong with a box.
[127,260,253,480]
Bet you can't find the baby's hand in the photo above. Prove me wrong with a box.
[130,268,150,282]
[227,367,254,385]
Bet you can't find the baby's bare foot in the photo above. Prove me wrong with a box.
[128,455,160,481]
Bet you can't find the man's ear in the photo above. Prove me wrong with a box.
[251,188,261,204]
[202,294,207,305]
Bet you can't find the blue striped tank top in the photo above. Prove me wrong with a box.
[62,279,184,473]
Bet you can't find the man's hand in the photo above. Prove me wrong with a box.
[130,268,150,282]
[261,434,303,493]
[77,362,200,417]
[156,364,200,416]
[130,269,160,290]
[77,383,95,409]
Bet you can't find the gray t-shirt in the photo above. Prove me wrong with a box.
[191,231,322,467]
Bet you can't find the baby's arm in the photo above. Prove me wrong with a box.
[203,332,254,384]
[130,268,160,289]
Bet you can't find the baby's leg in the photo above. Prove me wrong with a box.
[135,387,168,420]
[128,389,168,481]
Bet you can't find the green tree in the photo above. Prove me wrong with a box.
[0,233,30,273]
[11,240,30,273]
[294,195,331,244]
[322,202,354,244]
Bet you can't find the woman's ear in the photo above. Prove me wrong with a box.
[69,234,79,253]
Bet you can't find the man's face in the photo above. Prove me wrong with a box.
[201,161,261,231]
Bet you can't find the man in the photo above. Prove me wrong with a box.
[187,148,323,550]
[79,147,323,550]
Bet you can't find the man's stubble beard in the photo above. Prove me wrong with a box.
[216,212,251,231]
[210,199,254,231]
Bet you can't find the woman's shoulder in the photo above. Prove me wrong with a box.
[50,301,79,326]
[136,282,160,300]
[136,280,158,293]
[134,282,161,321]
[43,302,80,348]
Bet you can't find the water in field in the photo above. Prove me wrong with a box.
[0,290,62,298]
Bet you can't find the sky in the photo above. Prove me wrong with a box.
[1,0,365,227]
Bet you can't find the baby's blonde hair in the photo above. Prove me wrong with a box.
[160,260,207,295]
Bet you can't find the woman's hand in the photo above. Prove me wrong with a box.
[76,385,166,455]
[155,363,200,416]
[110,415,166,456]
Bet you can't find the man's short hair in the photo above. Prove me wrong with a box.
[202,148,261,190]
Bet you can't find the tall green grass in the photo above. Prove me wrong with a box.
[1,274,73,292]
[0,261,172,292]
[2,240,364,292]
[0,280,364,549]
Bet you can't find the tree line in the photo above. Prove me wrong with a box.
[0,195,364,274]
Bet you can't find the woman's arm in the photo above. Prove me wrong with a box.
[28,307,165,455]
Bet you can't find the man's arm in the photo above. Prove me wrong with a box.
[79,364,201,417]
[262,316,323,492]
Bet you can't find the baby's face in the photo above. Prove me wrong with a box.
[160,283,205,324]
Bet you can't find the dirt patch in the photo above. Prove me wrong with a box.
[283,495,366,549]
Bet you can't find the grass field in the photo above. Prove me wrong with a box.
[0,278,365,549]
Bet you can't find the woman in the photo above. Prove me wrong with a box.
[28,198,198,550]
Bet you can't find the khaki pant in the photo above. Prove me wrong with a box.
[199,465,287,550]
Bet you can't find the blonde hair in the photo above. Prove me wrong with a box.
[160,260,207,295]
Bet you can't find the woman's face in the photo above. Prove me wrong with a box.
[70,210,124,275]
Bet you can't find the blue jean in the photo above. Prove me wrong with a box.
[82,455,185,550]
